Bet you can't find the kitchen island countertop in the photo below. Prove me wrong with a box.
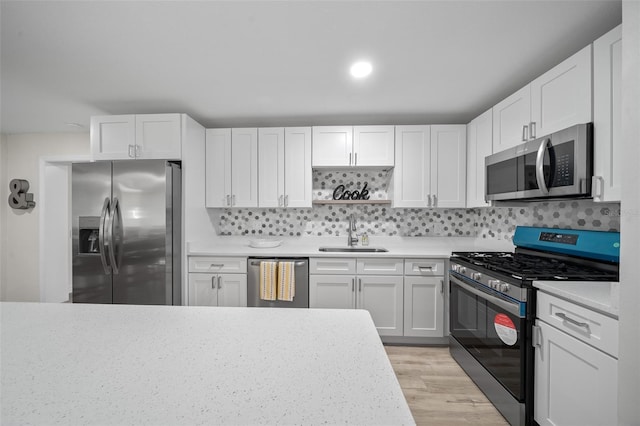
[0,302,414,425]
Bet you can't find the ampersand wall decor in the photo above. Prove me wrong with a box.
[8,179,36,209]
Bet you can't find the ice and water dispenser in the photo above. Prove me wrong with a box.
[78,216,101,254]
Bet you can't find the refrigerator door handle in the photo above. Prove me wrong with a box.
[98,197,112,274]
[108,197,124,274]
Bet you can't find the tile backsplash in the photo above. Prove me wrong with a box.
[217,167,621,240]
[218,199,621,240]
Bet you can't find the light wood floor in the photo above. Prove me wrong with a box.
[385,346,509,426]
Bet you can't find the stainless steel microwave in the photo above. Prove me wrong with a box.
[485,123,593,201]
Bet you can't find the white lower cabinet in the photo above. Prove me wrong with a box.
[187,257,248,307]
[310,257,446,339]
[534,292,618,426]
[309,258,404,336]
[403,276,444,337]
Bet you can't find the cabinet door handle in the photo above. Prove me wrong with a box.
[432,194,437,207]
[351,278,355,292]
[232,194,236,206]
[278,195,283,207]
[354,152,357,166]
[217,276,222,289]
[555,312,590,331]
[418,266,433,271]
[349,152,352,166]
[284,195,288,207]
[358,278,362,292]
[592,176,604,201]
[522,125,529,142]
[211,276,215,289]
[226,195,231,206]
[209,263,224,269]
[135,144,140,157]
[128,145,135,158]
[529,122,536,139]
[440,279,444,294]
[427,194,432,207]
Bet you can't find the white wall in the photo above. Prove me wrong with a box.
[0,133,89,301]
[618,2,640,424]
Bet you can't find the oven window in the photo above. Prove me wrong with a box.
[450,277,526,400]
[486,158,518,195]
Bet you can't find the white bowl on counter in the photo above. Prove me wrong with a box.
[249,239,282,248]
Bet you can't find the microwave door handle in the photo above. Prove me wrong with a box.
[535,138,550,194]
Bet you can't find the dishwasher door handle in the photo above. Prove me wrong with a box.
[249,260,307,267]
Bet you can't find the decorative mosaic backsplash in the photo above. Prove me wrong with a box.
[217,199,621,239]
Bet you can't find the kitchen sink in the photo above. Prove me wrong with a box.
[318,247,388,253]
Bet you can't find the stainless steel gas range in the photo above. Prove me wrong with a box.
[449,226,620,426]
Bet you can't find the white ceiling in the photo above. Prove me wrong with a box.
[0,0,622,135]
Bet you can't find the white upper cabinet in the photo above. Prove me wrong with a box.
[393,125,466,208]
[430,125,466,208]
[393,125,431,208]
[593,25,622,202]
[466,109,493,208]
[205,128,258,208]
[530,45,592,137]
[312,126,353,167]
[492,45,592,152]
[91,113,182,160]
[312,125,394,167]
[352,126,395,166]
[492,85,531,153]
[258,127,312,208]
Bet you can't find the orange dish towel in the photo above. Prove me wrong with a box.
[259,261,277,301]
[277,261,296,301]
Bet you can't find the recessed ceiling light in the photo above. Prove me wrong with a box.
[65,122,84,129]
[350,61,372,79]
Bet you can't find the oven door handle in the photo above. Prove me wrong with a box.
[535,138,551,195]
[450,275,523,318]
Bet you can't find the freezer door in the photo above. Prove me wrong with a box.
[72,162,113,303]
[111,160,178,304]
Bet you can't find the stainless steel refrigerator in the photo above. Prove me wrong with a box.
[72,160,181,305]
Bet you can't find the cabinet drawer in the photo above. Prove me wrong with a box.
[404,259,445,276]
[356,258,403,275]
[537,291,618,358]
[188,256,247,273]
[310,258,356,275]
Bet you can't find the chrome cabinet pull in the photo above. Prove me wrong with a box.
[211,276,215,289]
[427,194,432,207]
[135,144,141,157]
[358,278,362,292]
[592,176,604,200]
[351,278,355,292]
[128,145,134,158]
[555,312,590,331]
[440,279,444,294]
[278,195,283,207]
[217,276,222,289]
[232,194,236,206]
[284,195,289,207]
[354,152,358,166]
[529,122,536,139]
[432,194,437,207]
[522,125,529,141]
[209,263,224,269]
[349,152,352,166]
[226,195,231,206]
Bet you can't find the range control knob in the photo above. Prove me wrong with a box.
[472,272,482,281]
[459,267,467,274]
[500,283,510,292]
[488,280,500,290]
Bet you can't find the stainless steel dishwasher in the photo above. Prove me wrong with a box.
[247,258,309,308]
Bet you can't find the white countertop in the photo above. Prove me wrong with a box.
[188,235,515,258]
[533,281,620,318]
[0,302,414,426]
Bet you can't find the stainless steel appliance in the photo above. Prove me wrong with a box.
[485,123,593,201]
[247,258,309,308]
[72,160,181,305]
[449,226,619,426]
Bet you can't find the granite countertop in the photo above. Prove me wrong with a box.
[188,235,515,258]
[0,302,415,426]
[533,281,620,318]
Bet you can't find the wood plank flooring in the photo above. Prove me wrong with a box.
[385,345,509,426]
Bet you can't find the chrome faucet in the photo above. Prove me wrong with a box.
[348,214,358,247]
